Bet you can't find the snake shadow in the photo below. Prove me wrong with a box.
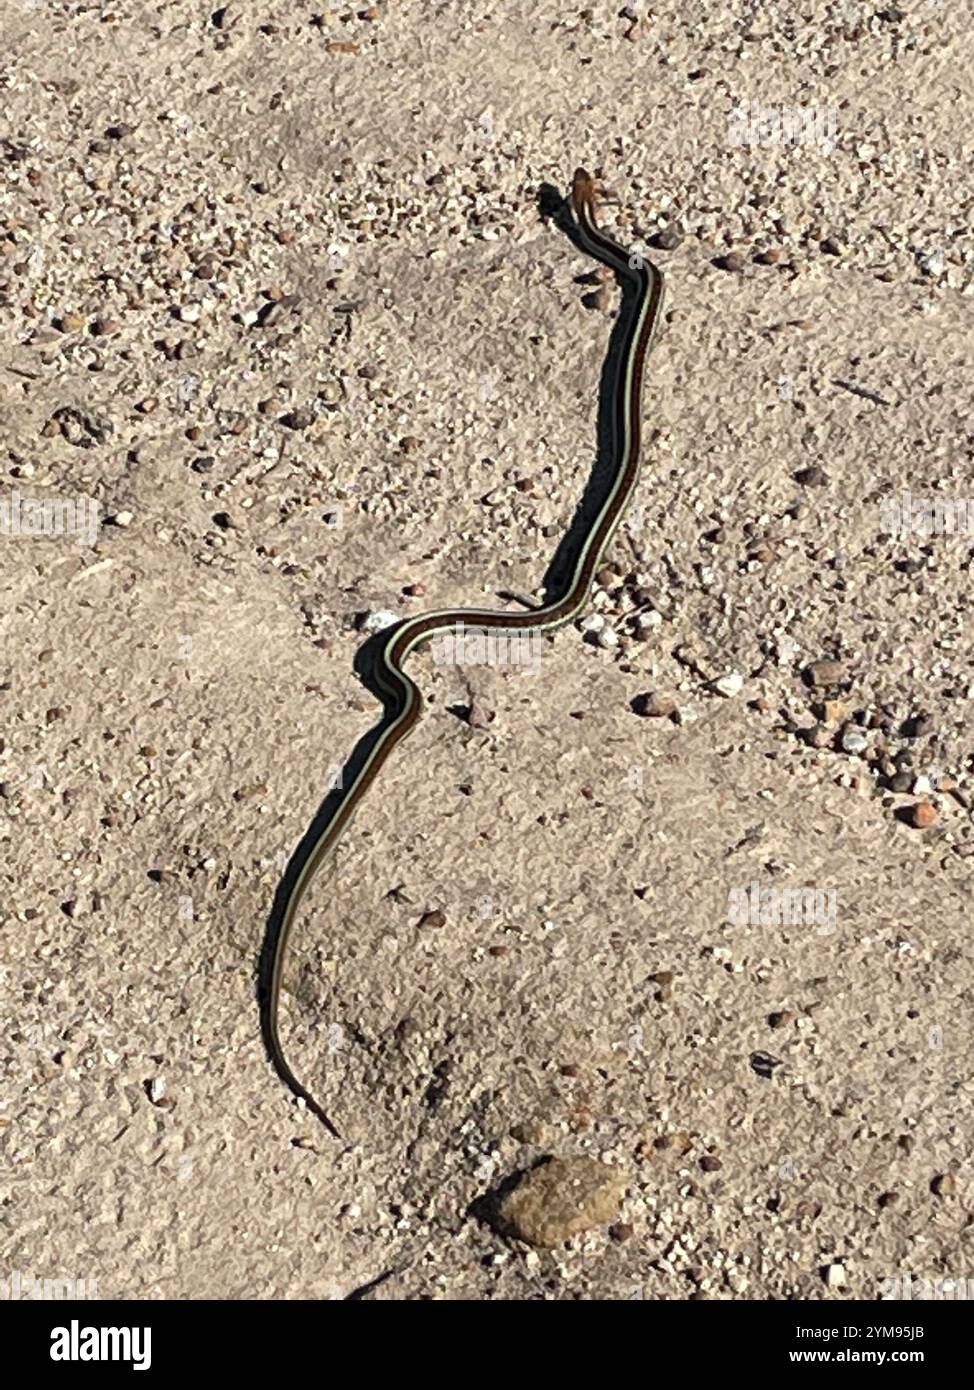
[257,176,649,1101]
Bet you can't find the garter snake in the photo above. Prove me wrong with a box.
[262,169,665,1136]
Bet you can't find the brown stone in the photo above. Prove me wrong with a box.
[492,1156,628,1247]
[911,801,938,829]
[804,658,847,688]
[632,691,678,718]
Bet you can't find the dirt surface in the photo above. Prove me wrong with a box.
[3,1,973,1300]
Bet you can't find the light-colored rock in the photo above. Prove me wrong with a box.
[492,1156,628,1247]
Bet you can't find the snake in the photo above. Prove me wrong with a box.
[262,168,665,1137]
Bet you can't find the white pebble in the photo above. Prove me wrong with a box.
[918,249,945,277]
[775,632,799,664]
[714,672,743,697]
[636,610,662,631]
[841,727,868,754]
[360,609,398,634]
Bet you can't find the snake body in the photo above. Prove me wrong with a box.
[263,169,665,1136]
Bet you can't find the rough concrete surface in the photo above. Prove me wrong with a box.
[2,1,973,1300]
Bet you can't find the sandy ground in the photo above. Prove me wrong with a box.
[3,1,974,1300]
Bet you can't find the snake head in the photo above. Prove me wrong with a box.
[571,167,598,222]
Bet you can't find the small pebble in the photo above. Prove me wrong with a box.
[632,691,677,718]
[583,283,614,312]
[651,223,684,251]
[318,381,343,407]
[804,658,847,688]
[841,726,868,754]
[359,609,398,634]
[911,802,938,829]
[634,610,662,635]
[466,699,495,730]
[714,672,743,698]
[918,249,945,277]
[281,408,315,430]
